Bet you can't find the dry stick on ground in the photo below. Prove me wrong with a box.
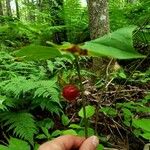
[111,43,149,106]
[104,117,116,142]
[126,132,129,150]
[113,122,124,140]
[118,115,146,145]
[94,59,115,135]
[94,64,148,147]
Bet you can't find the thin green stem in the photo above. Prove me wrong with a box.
[75,56,88,138]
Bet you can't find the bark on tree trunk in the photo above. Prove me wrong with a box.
[87,0,111,77]
[87,0,110,39]
[6,0,12,17]
[0,0,3,16]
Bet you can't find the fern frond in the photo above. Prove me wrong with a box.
[34,80,59,102]
[33,98,62,115]
[1,77,59,103]
[0,112,37,144]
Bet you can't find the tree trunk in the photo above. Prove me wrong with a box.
[15,0,20,19]
[6,0,12,17]
[0,0,3,16]
[87,0,111,77]
[87,0,110,39]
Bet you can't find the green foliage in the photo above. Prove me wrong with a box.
[116,97,150,140]
[132,119,150,140]
[97,144,104,150]
[0,77,60,102]
[109,0,150,31]
[62,129,77,135]
[14,44,62,60]
[0,112,37,144]
[63,0,88,43]
[0,51,63,146]
[0,0,149,148]
[0,138,30,150]
[99,107,117,117]
[130,69,150,83]
[14,26,145,61]
[82,26,145,59]
[132,119,150,132]
[61,114,70,126]
[0,18,30,50]
[79,105,95,118]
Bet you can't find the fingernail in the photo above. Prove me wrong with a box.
[90,136,99,147]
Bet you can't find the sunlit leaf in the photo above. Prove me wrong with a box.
[132,119,150,132]
[82,26,145,59]
[14,45,62,60]
[78,105,95,118]
[62,129,77,135]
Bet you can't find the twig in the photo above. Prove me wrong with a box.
[106,58,114,77]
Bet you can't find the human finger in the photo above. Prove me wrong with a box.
[38,135,85,150]
[79,136,99,150]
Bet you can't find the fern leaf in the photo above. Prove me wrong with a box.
[33,98,62,115]
[0,112,37,144]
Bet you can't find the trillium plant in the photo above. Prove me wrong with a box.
[14,26,145,138]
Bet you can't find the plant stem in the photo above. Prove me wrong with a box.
[75,56,88,138]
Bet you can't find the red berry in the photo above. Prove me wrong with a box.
[62,84,80,101]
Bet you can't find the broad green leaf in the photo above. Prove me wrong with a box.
[122,108,133,126]
[99,107,117,117]
[51,130,62,137]
[14,45,62,60]
[122,108,133,118]
[34,143,40,150]
[8,138,30,150]
[62,129,77,135]
[69,124,81,129]
[132,119,150,132]
[36,134,47,140]
[140,132,150,140]
[0,145,8,150]
[82,26,145,59]
[78,105,95,118]
[97,144,104,150]
[61,114,70,126]
[78,128,94,137]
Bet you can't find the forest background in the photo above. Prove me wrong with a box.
[0,0,150,150]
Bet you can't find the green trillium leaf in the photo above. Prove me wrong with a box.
[81,26,145,59]
[14,44,62,60]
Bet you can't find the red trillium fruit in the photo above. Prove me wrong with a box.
[62,84,80,101]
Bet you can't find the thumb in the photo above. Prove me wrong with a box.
[79,136,99,150]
